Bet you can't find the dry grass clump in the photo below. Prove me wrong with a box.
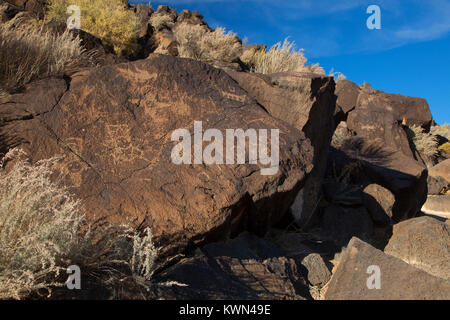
[0,149,158,299]
[405,125,439,166]
[46,0,139,54]
[131,227,158,280]
[430,123,450,142]
[329,69,347,82]
[150,14,175,32]
[241,38,324,75]
[174,23,242,67]
[0,13,85,93]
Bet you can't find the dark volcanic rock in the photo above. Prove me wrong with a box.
[299,253,331,287]
[148,233,311,300]
[325,237,450,300]
[421,195,450,219]
[335,80,360,115]
[362,184,394,224]
[331,81,432,222]
[0,54,315,257]
[148,255,310,300]
[428,159,450,183]
[427,175,449,195]
[319,206,374,248]
[4,0,45,18]
[384,217,450,280]
[228,71,336,227]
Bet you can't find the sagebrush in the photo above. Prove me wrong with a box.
[174,23,242,67]
[46,0,139,54]
[0,12,86,93]
[0,149,158,299]
[406,125,439,166]
[430,124,450,142]
[241,38,324,75]
[149,13,175,32]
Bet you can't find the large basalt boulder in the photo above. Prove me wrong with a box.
[335,80,360,116]
[332,86,429,222]
[384,217,450,280]
[325,237,450,300]
[147,233,311,300]
[332,82,432,222]
[336,80,433,129]
[228,71,336,227]
[0,54,315,257]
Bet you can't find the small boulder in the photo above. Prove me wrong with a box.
[325,237,450,300]
[384,216,450,280]
[300,253,331,287]
[362,184,394,224]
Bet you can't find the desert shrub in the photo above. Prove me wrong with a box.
[241,38,324,75]
[0,13,86,93]
[131,227,158,280]
[439,142,450,153]
[46,0,139,54]
[173,23,242,67]
[0,149,158,299]
[329,69,347,82]
[430,123,450,142]
[149,13,175,32]
[405,125,439,164]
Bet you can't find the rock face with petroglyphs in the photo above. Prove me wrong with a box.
[331,81,429,222]
[0,54,315,256]
[228,71,336,227]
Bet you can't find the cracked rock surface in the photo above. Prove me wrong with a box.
[0,54,315,257]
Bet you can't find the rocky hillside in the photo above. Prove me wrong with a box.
[0,0,449,300]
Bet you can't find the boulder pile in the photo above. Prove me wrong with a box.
[1,1,448,300]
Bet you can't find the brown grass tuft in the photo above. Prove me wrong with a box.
[0,13,87,93]
[173,22,242,67]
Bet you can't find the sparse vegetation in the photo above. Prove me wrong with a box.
[329,69,347,82]
[0,12,86,94]
[131,227,159,280]
[46,0,140,54]
[439,142,450,154]
[405,125,439,165]
[173,22,242,67]
[149,13,175,32]
[0,149,158,300]
[430,123,450,142]
[241,38,324,75]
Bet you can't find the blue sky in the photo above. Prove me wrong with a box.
[131,0,450,124]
